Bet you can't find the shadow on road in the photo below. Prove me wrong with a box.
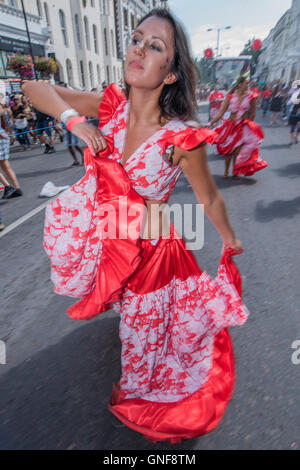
[213,175,257,189]
[0,317,198,451]
[261,144,290,150]
[16,167,81,178]
[255,196,300,222]
[273,162,300,179]
[207,153,223,162]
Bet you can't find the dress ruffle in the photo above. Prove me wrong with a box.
[158,126,217,152]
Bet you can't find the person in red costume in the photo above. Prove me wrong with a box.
[209,85,224,121]
[23,9,249,444]
[208,76,267,179]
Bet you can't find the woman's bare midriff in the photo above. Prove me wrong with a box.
[140,200,171,239]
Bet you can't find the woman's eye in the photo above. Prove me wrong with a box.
[150,44,162,52]
[132,37,139,45]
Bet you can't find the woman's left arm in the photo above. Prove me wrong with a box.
[176,144,242,251]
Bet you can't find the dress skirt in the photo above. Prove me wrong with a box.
[214,118,267,176]
[109,228,248,443]
[43,148,249,443]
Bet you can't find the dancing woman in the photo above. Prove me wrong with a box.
[209,76,267,179]
[23,9,249,443]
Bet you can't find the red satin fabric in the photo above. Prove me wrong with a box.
[97,83,126,155]
[109,245,242,443]
[67,150,146,320]
[158,126,217,152]
[98,83,125,127]
[110,329,235,443]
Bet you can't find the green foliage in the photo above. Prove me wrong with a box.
[239,38,263,75]
[35,56,58,78]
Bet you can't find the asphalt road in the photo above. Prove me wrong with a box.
[0,107,299,450]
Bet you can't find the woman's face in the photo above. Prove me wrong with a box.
[124,16,176,91]
[239,79,249,93]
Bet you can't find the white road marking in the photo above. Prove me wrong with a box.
[0,195,60,239]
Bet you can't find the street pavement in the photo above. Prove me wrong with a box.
[0,107,299,450]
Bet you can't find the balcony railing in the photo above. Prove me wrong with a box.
[0,1,42,24]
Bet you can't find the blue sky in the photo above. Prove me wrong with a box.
[168,0,292,57]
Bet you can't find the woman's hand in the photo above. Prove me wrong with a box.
[205,121,213,128]
[223,238,243,253]
[69,121,107,156]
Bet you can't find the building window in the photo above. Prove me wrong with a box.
[44,2,50,26]
[36,0,42,16]
[104,28,108,56]
[7,0,17,7]
[84,16,90,50]
[93,25,98,54]
[59,10,68,47]
[66,59,73,87]
[89,61,94,88]
[123,8,128,27]
[74,14,81,48]
[106,65,110,83]
[97,64,101,84]
[103,0,106,15]
[131,13,135,30]
[113,66,116,82]
[91,0,95,6]
[110,29,115,57]
[80,60,85,88]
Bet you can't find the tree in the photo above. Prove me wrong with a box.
[239,38,263,76]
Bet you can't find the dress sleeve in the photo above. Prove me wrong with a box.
[158,126,217,154]
[98,83,126,128]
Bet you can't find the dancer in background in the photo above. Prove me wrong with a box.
[209,76,267,179]
[23,9,249,443]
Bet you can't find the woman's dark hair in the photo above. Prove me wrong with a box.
[229,75,247,94]
[125,9,198,122]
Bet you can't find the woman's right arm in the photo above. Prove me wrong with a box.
[209,96,230,126]
[22,81,102,120]
[22,81,106,155]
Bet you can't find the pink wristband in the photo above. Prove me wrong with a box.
[66,115,86,131]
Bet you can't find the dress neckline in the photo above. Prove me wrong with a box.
[119,101,176,168]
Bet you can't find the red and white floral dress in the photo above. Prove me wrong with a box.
[43,84,249,443]
[214,91,268,176]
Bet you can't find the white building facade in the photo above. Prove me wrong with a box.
[26,0,123,90]
[0,0,169,91]
[0,0,50,92]
[256,0,300,84]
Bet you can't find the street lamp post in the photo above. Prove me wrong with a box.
[20,0,38,80]
[207,26,231,57]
